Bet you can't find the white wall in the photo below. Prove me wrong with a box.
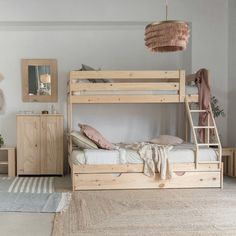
[228,0,236,146]
[0,0,228,146]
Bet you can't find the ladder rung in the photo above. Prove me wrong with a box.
[193,126,215,129]
[190,110,207,112]
[198,161,221,164]
[0,161,8,165]
[197,143,219,146]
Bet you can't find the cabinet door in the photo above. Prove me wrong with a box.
[41,116,63,174]
[17,116,40,175]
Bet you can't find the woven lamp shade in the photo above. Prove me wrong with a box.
[145,20,190,52]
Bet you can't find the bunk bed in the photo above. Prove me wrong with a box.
[67,70,222,191]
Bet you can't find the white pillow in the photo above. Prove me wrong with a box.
[150,135,183,145]
[71,131,98,149]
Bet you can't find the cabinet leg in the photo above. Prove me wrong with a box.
[8,149,16,177]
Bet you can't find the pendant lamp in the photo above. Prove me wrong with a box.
[145,0,190,52]
[40,74,51,84]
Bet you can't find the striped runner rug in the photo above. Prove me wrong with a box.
[0,177,71,213]
[8,177,54,193]
[0,177,54,193]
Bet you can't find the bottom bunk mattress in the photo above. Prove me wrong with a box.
[70,143,218,165]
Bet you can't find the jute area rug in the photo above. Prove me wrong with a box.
[53,186,236,236]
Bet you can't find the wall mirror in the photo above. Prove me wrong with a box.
[21,59,58,102]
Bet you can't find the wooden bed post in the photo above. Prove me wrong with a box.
[221,162,224,189]
[179,70,185,102]
[67,73,73,162]
[181,70,190,143]
[185,110,189,142]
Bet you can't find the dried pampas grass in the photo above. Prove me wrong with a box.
[0,73,4,111]
[0,89,4,111]
[0,73,4,82]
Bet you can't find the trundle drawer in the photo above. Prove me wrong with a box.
[73,171,221,190]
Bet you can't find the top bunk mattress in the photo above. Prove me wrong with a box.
[70,143,217,165]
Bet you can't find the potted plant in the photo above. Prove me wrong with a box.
[0,134,4,148]
[211,96,225,119]
[210,96,225,143]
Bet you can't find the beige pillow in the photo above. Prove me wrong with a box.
[71,131,98,149]
[79,124,114,150]
[150,135,183,145]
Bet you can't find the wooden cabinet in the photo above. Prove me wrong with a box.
[40,116,63,174]
[17,114,63,175]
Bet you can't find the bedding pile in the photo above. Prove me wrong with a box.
[117,142,173,179]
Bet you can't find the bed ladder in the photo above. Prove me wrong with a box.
[185,97,222,169]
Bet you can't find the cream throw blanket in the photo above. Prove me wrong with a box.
[117,142,173,180]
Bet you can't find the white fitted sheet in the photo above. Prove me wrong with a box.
[70,143,217,165]
[72,86,198,96]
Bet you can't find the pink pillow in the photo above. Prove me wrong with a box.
[79,124,114,150]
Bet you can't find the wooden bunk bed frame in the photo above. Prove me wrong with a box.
[67,70,223,191]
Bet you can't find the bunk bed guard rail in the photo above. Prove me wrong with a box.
[68,70,186,104]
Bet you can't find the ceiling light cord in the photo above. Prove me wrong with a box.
[165,0,168,21]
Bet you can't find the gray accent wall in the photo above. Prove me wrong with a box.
[228,0,236,146]
[0,0,228,146]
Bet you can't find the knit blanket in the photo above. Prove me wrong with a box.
[117,142,173,180]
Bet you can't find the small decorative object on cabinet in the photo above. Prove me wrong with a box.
[0,147,16,177]
[17,114,63,175]
[222,148,236,177]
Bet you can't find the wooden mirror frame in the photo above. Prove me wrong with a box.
[21,59,58,102]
